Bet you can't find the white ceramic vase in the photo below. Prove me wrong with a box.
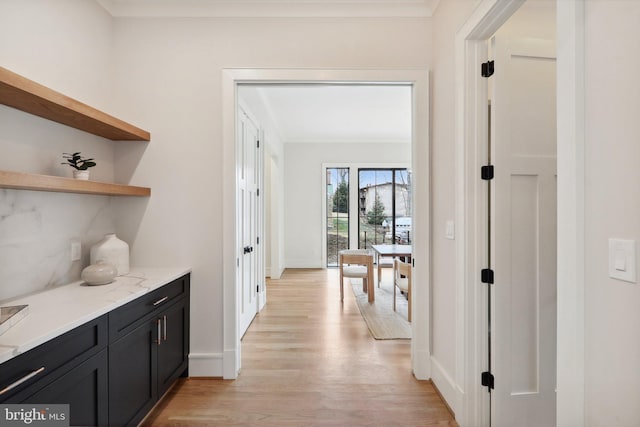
[90,233,130,276]
[81,261,117,285]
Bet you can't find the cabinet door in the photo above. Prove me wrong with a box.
[157,299,189,396]
[109,319,158,427]
[24,349,108,426]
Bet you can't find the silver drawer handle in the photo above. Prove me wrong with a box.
[152,296,169,306]
[0,367,45,395]
[156,319,162,345]
[163,315,167,341]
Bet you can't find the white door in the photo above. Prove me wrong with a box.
[238,107,260,336]
[490,36,557,426]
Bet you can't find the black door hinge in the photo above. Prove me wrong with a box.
[481,60,495,78]
[481,165,494,180]
[481,371,495,389]
[257,189,260,197]
[481,268,494,284]
[257,237,260,245]
[257,284,260,293]
[257,140,260,148]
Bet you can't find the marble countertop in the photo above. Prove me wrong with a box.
[0,266,191,365]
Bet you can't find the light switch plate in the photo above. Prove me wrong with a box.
[608,239,636,283]
[445,220,455,240]
[70,240,81,262]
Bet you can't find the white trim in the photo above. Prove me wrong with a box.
[96,0,439,18]
[431,355,459,416]
[413,348,431,380]
[222,68,430,380]
[454,1,585,426]
[222,69,240,379]
[188,352,224,377]
[556,1,585,425]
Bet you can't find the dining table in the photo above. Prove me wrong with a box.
[371,244,412,289]
[371,244,412,263]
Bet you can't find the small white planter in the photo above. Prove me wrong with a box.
[73,170,90,180]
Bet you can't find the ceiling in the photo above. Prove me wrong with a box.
[240,84,412,144]
[97,0,441,18]
[96,0,424,144]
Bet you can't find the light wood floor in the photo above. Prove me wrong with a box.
[142,268,458,426]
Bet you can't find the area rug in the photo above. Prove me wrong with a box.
[351,279,411,340]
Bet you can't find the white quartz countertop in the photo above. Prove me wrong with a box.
[0,267,191,365]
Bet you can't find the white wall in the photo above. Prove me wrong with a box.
[584,1,640,425]
[0,0,119,300]
[110,16,431,375]
[283,142,410,267]
[430,0,477,410]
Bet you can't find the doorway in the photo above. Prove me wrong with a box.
[485,3,557,425]
[455,0,585,425]
[222,69,431,380]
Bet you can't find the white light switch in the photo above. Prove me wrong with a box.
[445,220,455,240]
[609,239,636,283]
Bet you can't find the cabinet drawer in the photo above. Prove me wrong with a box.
[108,274,189,343]
[0,315,107,403]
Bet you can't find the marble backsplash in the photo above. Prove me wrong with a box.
[0,189,116,302]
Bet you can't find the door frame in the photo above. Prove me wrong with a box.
[222,68,430,380]
[454,0,585,425]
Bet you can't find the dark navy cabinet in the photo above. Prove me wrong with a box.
[108,277,190,427]
[0,273,190,427]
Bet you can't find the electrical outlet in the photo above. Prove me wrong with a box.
[70,241,81,262]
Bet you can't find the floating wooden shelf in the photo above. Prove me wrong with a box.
[0,66,150,141]
[0,170,150,197]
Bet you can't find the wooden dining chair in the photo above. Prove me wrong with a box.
[377,255,394,287]
[393,259,412,322]
[339,249,374,303]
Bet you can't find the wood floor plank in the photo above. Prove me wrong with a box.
[142,268,458,426]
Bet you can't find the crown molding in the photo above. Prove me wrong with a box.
[97,0,440,18]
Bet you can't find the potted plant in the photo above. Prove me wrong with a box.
[61,152,96,180]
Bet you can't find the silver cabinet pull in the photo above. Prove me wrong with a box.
[155,319,162,345]
[163,315,167,341]
[152,296,169,306]
[0,367,45,395]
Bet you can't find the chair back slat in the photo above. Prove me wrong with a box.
[340,253,373,265]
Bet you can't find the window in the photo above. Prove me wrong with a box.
[358,168,411,249]
[326,168,350,267]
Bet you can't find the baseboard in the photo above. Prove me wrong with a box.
[270,266,284,279]
[266,267,271,277]
[430,355,459,417]
[413,348,431,380]
[285,259,324,269]
[223,348,240,379]
[188,352,224,377]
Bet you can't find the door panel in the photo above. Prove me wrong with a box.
[491,36,557,426]
[238,107,260,336]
